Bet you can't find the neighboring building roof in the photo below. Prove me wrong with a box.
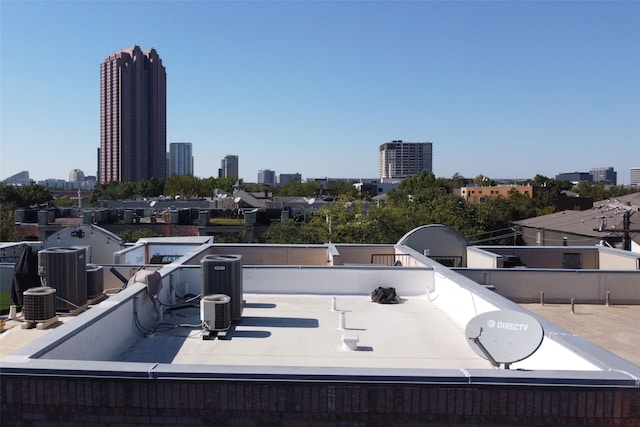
[514,192,640,245]
[232,189,267,209]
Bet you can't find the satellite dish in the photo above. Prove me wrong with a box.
[307,198,316,205]
[150,201,157,208]
[234,197,242,203]
[465,310,543,368]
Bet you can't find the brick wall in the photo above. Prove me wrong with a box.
[1,375,639,426]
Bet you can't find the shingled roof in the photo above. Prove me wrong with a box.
[514,192,640,243]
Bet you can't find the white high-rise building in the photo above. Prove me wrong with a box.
[379,140,433,180]
[630,167,640,187]
[69,169,85,183]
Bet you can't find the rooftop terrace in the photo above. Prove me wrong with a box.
[2,225,639,384]
[2,224,640,425]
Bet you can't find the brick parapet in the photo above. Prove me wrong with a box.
[1,376,639,426]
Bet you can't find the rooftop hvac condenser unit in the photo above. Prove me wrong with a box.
[200,294,232,331]
[23,287,56,322]
[86,264,104,299]
[38,247,87,311]
[201,254,243,321]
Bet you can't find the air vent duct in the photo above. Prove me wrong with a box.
[38,247,87,311]
[23,287,56,322]
[201,254,243,320]
[200,294,232,331]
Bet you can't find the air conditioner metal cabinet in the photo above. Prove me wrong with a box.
[201,294,232,331]
[201,254,243,320]
[86,264,104,298]
[38,247,87,310]
[23,286,56,321]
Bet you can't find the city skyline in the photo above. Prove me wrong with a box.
[1,1,639,184]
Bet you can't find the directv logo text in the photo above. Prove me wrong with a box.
[487,319,529,332]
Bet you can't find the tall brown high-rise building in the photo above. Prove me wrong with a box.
[99,45,166,183]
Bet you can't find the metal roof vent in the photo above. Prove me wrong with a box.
[23,287,56,322]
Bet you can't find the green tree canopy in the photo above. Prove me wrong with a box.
[0,183,52,241]
[273,180,320,197]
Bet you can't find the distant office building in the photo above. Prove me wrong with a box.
[631,167,640,187]
[556,172,593,183]
[100,45,167,183]
[258,169,276,185]
[590,167,617,184]
[459,184,534,203]
[2,171,31,186]
[39,179,67,189]
[278,173,302,185]
[379,140,433,179]
[219,155,239,179]
[168,143,194,176]
[69,169,85,183]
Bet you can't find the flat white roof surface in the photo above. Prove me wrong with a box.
[120,294,491,369]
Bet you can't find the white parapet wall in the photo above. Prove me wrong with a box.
[242,265,433,296]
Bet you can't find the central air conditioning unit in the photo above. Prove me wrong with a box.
[38,247,87,311]
[23,287,56,322]
[200,294,232,331]
[201,254,243,321]
[86,264,104,299]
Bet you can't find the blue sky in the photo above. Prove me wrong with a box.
[1,0,638,184]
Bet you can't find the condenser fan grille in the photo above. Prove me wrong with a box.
[23,287,57,322]
[201,294,232,331]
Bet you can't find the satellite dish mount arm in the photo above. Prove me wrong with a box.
[468,327,502,369]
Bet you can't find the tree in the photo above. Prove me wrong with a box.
[136,177,165,198]
[471,174,495,186]
[201,176,236,195]
[54,196,75,207]
[273,180,319,197]
[117,228,164,243]
[323,181,362,200]
[90,181,136,202]
[316,196,371,243]
[165,175,203,198]
[0,210,16,241]
[260,219,326,244]
[450,173,469,189]
[0,183,51,242]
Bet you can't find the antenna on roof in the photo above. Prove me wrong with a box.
[465,310,544,369]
